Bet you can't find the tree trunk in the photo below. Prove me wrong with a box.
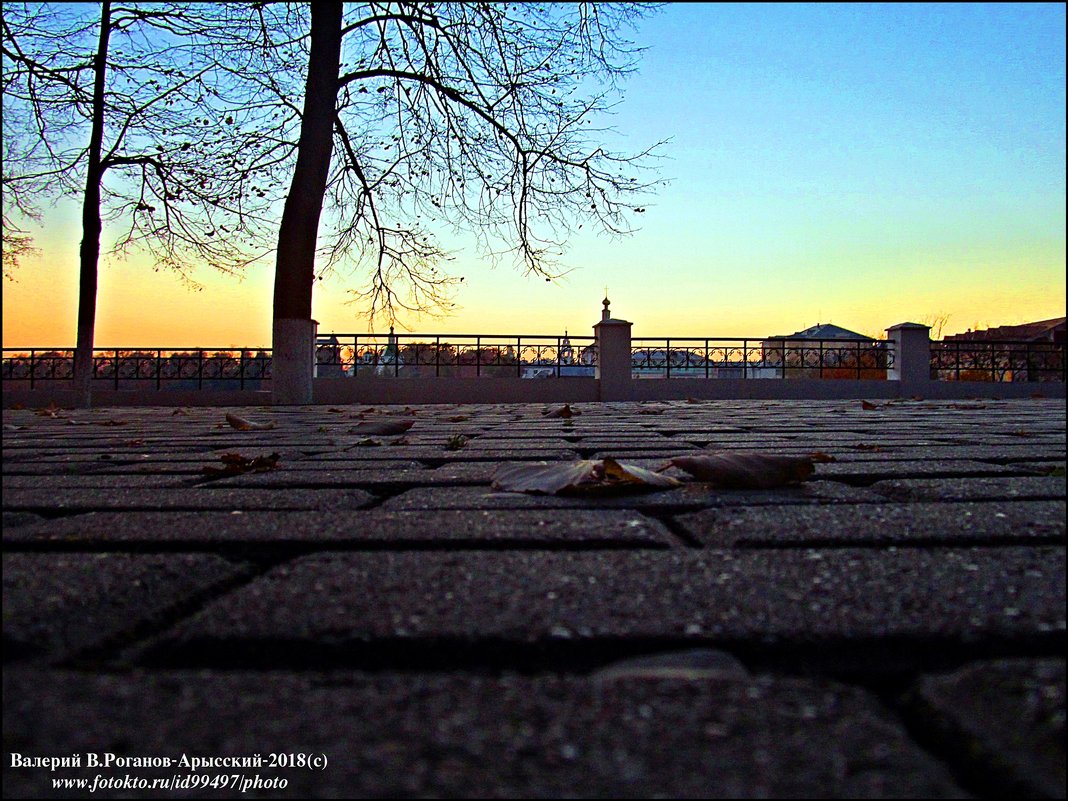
[72,1,111,409]
[271,2,343,404]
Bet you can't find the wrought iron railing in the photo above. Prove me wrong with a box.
[630,338,894,379]
[1,349,272,389]
[930,340,1065,382]
[315,334,597,378]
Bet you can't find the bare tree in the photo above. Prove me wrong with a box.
[266,1,663,402]
[2,2,292,405]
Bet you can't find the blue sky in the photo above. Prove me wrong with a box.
[4,2,1065,346]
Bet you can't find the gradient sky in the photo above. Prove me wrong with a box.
[3,2,1065,347]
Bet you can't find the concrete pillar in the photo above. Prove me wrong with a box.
[272,318,317,404]
[594,298,632,401]
[886,322,932,396]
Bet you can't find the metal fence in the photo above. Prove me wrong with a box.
[630,338,895,379]
[930,340,1066,382]
[1,349,272,389]
[315,334,597,378]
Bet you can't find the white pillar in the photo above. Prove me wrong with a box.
[886,322,931,396]
[593,297,632,401]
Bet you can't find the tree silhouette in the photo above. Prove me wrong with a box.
[266,1,662,402]
[2,2,290,405]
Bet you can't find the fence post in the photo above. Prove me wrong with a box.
[886,322,932,396]
[593,296,632,401]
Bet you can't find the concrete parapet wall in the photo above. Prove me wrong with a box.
[313,376,600,405]
[2,388,271,408]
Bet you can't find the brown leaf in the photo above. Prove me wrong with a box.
[637,407,664,415]
[686,397,701,404]
[447,415,469,423]
[355,437,382,447]
[492,460,599,494]
[327,407,345,413]
[602,458,681,488]
[492,458,681,495]
[34,402,63,418]
[809,452,837,463]
[665,452,814,489]
[852,443,883,452]
[543,404,579,418]
[201,452,280,477]
[860,400,880,410]
[98,419,129,426]
[124,439,145,446]
[349,419,415,435]
[171,408,190,416]
[225,413,277,431]
[1008,430,1032,438]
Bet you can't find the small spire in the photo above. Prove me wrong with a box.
[602,292,611,321]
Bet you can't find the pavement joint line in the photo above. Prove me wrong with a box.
[60,555,297,671]
[132,632,1067,681]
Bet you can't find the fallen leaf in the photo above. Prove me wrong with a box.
[602,458,681,488]
[492,459,680,495]
[225,413,277,431]
[34,402,62,418]
[543,404,579,418]
[349,419,415,435]
[664,452,814,489]
[3,424,26,431]
[388,436,410,446]
[355,437,382,447]
[852,443,883,452]
[171,408,190,416]
[124,439,145,446]
[686,397,701,404]
[637,407,664,415]
[447,415,469,423]
[98,419,129,426]
[65,419,89,426]
[327,407,345,413]
[492,460,599,494]
[1008,430,1031,438]
[809,452,837,463]
[950,403,986,410]
[201,452,280,477]
[860,400,880,410]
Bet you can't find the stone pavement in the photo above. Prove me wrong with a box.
[2,398,1065,798]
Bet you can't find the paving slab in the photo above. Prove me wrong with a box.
[3,553,250,663]
[153,548,1065,658]
[675,501,1067,547]
[1,509,675,549]
[905,659,1065,798]
[1,487,376,512]
[380,481,886,511]
[1,668,965,799]
[870,476,1066,502]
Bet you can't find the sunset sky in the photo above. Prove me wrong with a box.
[3,2,1065,348]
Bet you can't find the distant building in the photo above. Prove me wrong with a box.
[762,323,888,380]
[935,317,1065,382]
[941,317,1065,345]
